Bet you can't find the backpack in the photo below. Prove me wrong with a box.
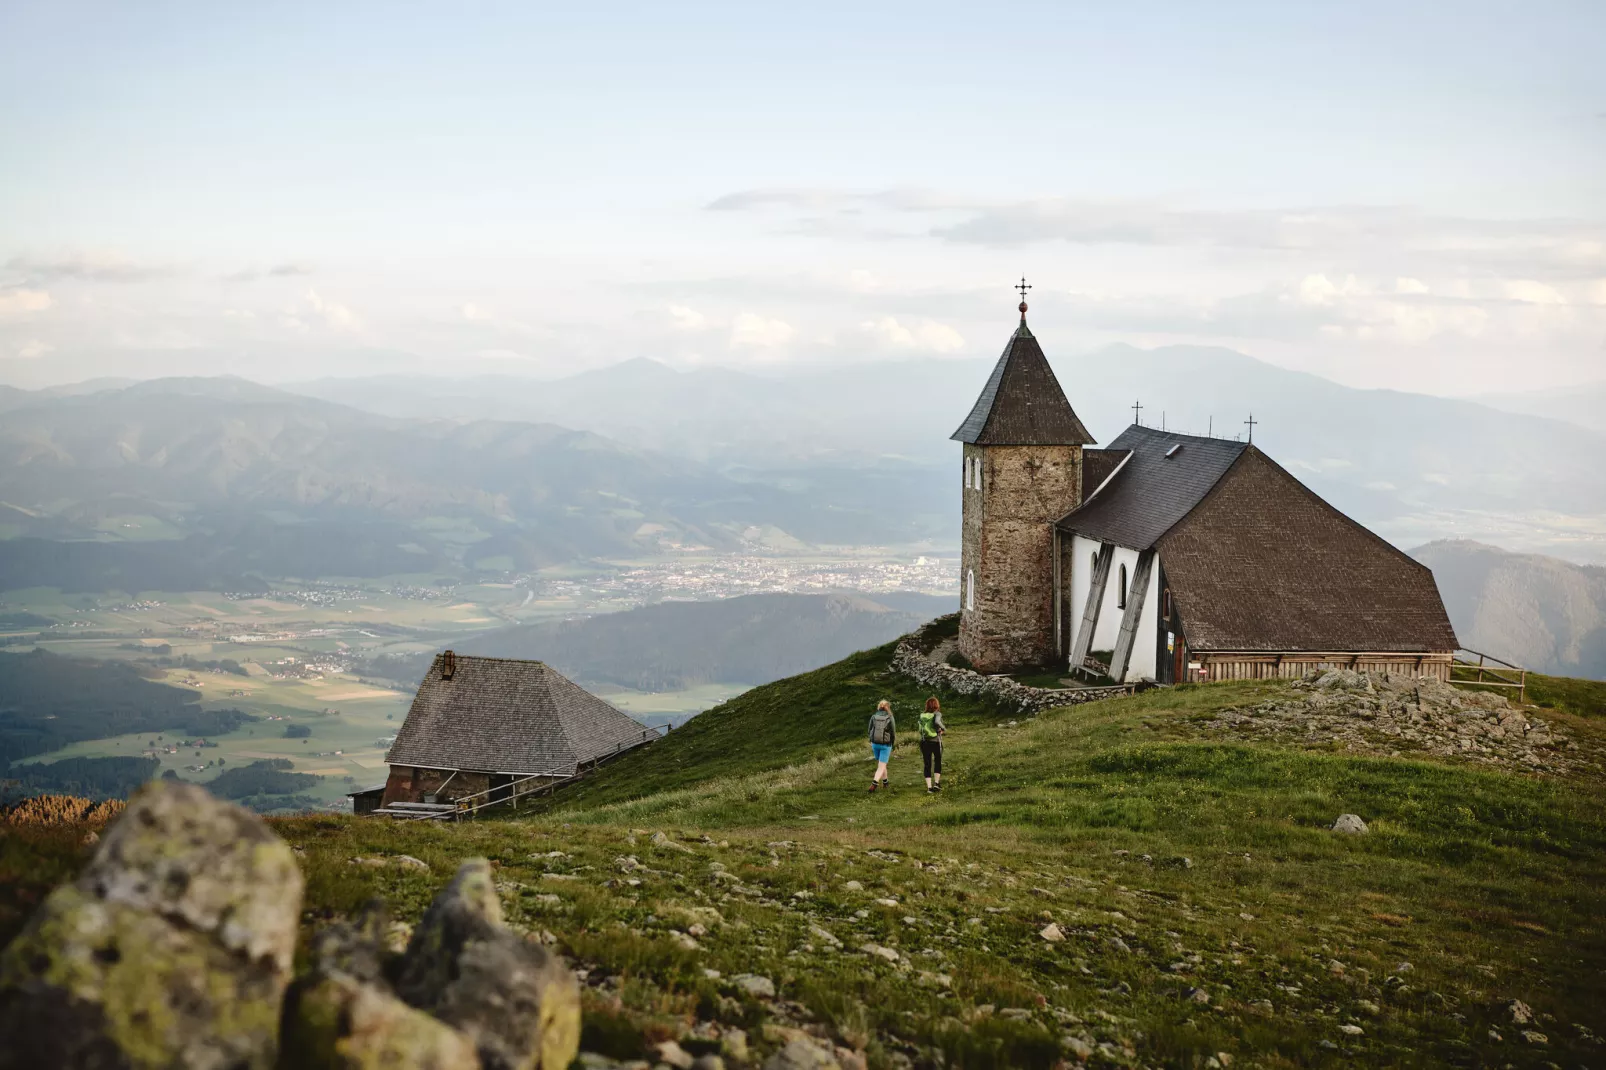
[869,711,894,744]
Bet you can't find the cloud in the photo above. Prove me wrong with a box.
[304,289,363,333]
[667,304,708,331]
[858,316,965,354]
[223,261,314,282]
[729,312,794,349]
[7,251,171,282]
[10,339,52,360]
[706,188,1606,279]
[0,288,52,316]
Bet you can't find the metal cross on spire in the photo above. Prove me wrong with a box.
[1015,277,1031,322]
[1132,399,1143,426]
[1244,413,1258,444]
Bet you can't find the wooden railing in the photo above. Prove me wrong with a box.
[1449,648,1527,704]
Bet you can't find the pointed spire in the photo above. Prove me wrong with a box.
[951,289,1094,446]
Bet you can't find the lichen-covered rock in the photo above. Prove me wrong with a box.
[0,781,302,1069]
[281,973,479,1070]
[398,859,580,1070]
[79,780,303,973]
[308,902,393,987]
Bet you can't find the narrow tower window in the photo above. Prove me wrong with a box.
[966,569,975,611]
[1117,564,1128,609]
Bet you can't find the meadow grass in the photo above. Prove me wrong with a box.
[3,641,1603,1068]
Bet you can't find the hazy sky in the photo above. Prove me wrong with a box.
[1,0,1602,392]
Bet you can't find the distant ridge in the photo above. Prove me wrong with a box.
[1413,540,1606,680]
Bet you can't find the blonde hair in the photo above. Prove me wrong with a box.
[876,700,891,711]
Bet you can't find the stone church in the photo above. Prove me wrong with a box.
[953,298,1458,684]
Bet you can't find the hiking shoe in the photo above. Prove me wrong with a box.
[933,783,943,792]
[868,782,878,793]
[925,786,935,794]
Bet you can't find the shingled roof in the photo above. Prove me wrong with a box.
[385,653,655,776]
[1059,425,1246,548]
[1157,449,1458,653]
[951,321,1095,446]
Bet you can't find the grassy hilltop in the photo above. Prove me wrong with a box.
[6,639,1606,1069]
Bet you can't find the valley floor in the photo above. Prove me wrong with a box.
[6,643,1605,1068]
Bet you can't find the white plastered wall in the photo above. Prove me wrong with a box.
[1068,535,1161,683]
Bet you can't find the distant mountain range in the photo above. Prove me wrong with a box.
[1471,380,1606,436]
[0,343,1601,594]
[291,344,1606,560]
[0,378,948,589]
[1413,540,1606,680]
[356,591,954,693]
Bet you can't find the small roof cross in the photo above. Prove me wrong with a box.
[1016,277,1032,301]
[1132,399,1143,426]
[1244,413,1258,444]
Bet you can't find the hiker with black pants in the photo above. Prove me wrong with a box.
[868,699,895,792]
[920,696,945,793]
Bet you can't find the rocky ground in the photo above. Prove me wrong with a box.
[1196,669,1604,778]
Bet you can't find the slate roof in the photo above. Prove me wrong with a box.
[1157,449,1459,653]
[951,322,1095,446]
[385,654,655,775]
[1058,425,1246,548]
[1081,448,1131,498]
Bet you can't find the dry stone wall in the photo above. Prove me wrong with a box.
[894,615,1134,714]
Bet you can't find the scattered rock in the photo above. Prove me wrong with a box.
[732,974,776,999]
[1163,856,1193,869]
[1332,814,1369,835]
[1062,1035,1094,1060]
[842,881,863,892]
[0,780,302,1070]
[1504,998,1534,1025]
[808,924,843,948]
[656,1040,696,1069]
[1040,923,1066,942]
[396,859,581,1070]
[651,832,693,853]
[395,855,431,871]
[859,943,900,963]
[762,1036,842,1070]
[1339,1024,1364,1036]
[1185,987,1210,1004]
[1521,1030,1548,1045]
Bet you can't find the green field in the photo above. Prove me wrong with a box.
[7,638,1605,1066]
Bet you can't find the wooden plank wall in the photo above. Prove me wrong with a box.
[1196,654,1452,683]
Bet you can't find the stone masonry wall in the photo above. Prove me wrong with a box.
[381,767,491,808]
[897,615,1135,713]
[959,444,1082,672]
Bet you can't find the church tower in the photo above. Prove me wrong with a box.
[952,288,1094,672]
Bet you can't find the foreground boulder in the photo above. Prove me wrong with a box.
[282,905,479,1070]
[0,780,303,1069]
[397,859,581,1070]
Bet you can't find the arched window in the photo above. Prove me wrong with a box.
[1117,563,1128,609]
[1162,588,1172,618]
[966,569,975,611]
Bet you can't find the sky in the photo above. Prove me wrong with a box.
[1,0,1602,393]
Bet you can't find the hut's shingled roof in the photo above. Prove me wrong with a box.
[951,323,1095,446]
[1157,449,1459,653]
[385,654,654,775]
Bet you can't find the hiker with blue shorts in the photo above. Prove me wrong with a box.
[868,699,896,792]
